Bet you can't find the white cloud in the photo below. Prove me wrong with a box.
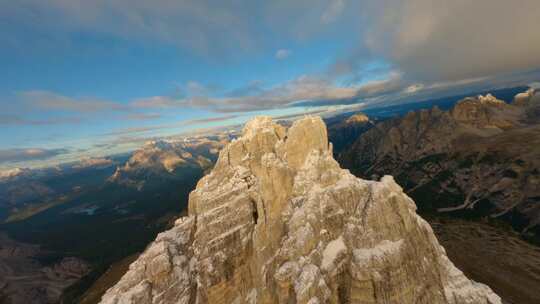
[18,90,124,113]
[124,113,162,121]
[321,0,345,24]
[362,0,540,81]
[0,114,82,125]
[275,49,292,60]
[1,0,262,56]
[130,96,179,109]
[103,115,239,136]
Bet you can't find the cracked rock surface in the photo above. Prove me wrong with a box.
[101,116,500,304]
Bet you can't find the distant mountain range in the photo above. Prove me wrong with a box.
[339,88,540,244]
[0,133,234,303]
[108,137,230,190]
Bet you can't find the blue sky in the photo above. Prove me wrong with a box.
[1,0,540,169]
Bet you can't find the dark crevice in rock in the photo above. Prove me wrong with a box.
[250,198,259,224]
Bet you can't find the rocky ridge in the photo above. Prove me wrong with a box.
[101,116,500,304]
[340,89,540,242]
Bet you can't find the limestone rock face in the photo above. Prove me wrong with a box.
[101,116,500,304]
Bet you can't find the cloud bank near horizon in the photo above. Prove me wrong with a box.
[0,148,69,164]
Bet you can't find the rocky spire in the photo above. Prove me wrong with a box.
[101,116,501,304]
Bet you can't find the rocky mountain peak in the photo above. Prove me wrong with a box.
[242,116,279,138]
[101,116,500,304]
[345,113,369,124]
[477,93,505,104]
[452,94,505,114]
[514,87,540,107]
[108,138,222,190]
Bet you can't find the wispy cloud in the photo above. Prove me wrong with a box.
[1,0,262,57]
[0,148,69,164]
[182,115,239,125]
[130,96,180,109]
[9,91,163,125]
[9,70,536,128]
[18,90,125,113]
[103,126,166,137]
[275,49,292,60]
[321,0,345,24]
[0,114,82,125]
[130,72,417,113]
[131,76,362,113]
[123,113,162,121]
[103,115,239,136]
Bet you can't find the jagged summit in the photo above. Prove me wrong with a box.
[101,116,500,304]
[345,113,369,124]
[477,93,505,104]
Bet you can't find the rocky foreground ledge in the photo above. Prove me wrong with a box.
[100,116,500,304]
